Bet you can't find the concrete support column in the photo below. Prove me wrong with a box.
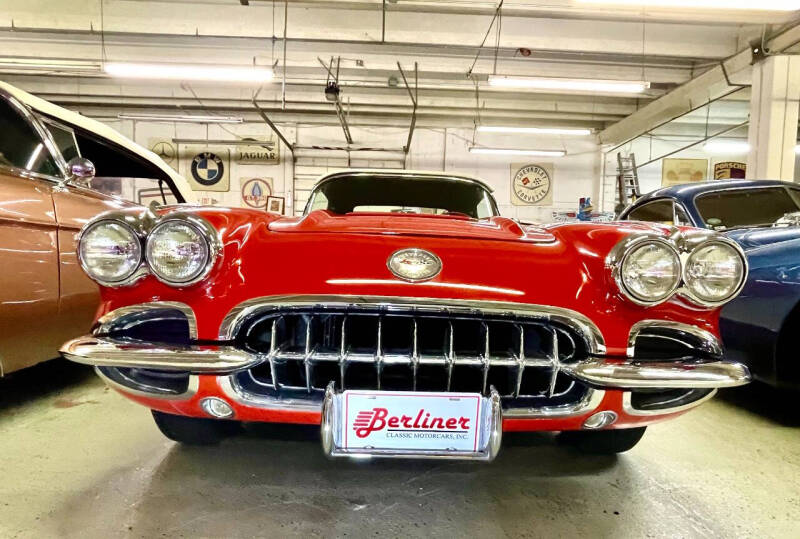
[747,55,800,180]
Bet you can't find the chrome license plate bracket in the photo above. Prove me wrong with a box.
[321,383,502,461]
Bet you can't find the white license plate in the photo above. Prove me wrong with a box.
[321,387,502,460]
[344,391,482,452]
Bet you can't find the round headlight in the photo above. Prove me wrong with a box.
[619,240,681,305]
[145,220,212,285]
[683,241,745,305]
[78,220,142,285]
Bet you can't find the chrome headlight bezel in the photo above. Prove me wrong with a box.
[144,215,221,287]
[680,238,747,307]
[608,235,683,307]
[608,229,748,309]
[77,218,146,287]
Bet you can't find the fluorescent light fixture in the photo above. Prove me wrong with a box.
[795,144,800,154]
[488,75,649,94]
[578,0,800,10]
[704,141,750,154]
[104,62,274,83]
[477,126,593,136]
[469,147,566,157]
[117,113,244,124]
[0,59,99,72]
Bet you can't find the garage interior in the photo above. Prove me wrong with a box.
[1,1,800,537]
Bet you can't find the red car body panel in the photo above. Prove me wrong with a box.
[96,208,718,357]
[84,206,728,431]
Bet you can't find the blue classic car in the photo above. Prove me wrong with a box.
[620,179,800,388]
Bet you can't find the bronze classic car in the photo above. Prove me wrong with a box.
[0,81,193,375]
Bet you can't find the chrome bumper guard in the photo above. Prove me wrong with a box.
[321,383,503,461]
[564,359,750,389]
[61,335,751,389]
[60,336,257,373]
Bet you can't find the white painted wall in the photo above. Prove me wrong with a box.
[104,119,599,222]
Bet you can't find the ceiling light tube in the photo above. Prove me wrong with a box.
[117,113,244,124]
[577,0,800,11]
[477,126,593,136]
[703,141,750,154]
[488,75,649,94]
[104,62,274,83]
[469,147,566,157]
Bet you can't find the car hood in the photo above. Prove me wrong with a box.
[723,226,800,251]
[268,210,556,243]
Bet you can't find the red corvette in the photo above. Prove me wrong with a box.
[62,170,751,459]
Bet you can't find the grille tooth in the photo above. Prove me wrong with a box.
[239,307,589,398]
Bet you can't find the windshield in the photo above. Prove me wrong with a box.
[695,187,800,229]
[305,175,499,218]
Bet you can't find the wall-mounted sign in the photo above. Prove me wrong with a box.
[236,137,279,164]
[511,163,554,206]
[180,147,230,192]
[148,138,177,166]
[714,161,746,179]
[240,177,273,208]
[196,195,221,206]
[266,195,286,215]
[662,158,708,187]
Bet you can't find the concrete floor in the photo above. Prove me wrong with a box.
[0,361,798,538]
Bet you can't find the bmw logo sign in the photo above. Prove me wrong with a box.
[191,152,225,186]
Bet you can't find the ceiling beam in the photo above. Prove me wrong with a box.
[599,22,800,147]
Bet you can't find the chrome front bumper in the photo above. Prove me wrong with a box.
[61,335,751,389]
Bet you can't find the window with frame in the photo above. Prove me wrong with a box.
[0,98,60,177]
[626,199,675,225]
[41,119,80,162]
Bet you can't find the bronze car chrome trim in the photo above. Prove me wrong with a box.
[60,336,257,372]
[563,359,750,389]
[627,320,723,358]
[217,294,607,355]
[621,389,717,417]
[96,301,198,339]
[94,366,200,401]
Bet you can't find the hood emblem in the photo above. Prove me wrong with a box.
[387,248,442,282]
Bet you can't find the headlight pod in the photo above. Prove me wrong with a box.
[683,240,746,306]
[145,219,215,286]
[615,239,682,306]
[78,220,143,286]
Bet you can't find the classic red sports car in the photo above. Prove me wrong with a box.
[62,170,751,459]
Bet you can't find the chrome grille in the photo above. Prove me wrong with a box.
[233,306,590,398]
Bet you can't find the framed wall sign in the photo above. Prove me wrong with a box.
[662,158,708,187]
[240,177,273,209]
[236,137,280,164]
[266,195,285,215]
[511,163,554,206]
[180,146,231,192]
